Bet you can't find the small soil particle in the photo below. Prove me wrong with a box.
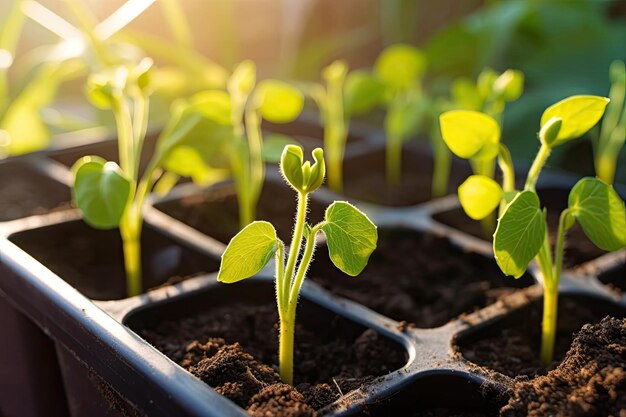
[138,302,406,415]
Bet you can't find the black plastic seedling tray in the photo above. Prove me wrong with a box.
[1,121,625,417]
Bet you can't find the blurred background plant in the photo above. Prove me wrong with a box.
[1,0,625,181]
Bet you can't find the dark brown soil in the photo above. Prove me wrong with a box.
[155,179,326,244]
[598,260,626,293]
[0,161,71,222]
[457,296,626,378]
[310,229,533,328]
[8,220,219,300]
[341,146,470,207]
[500,317,626,417]
[433,187,609,269]
[137,302,406,416]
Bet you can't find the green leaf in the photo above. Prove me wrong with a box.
[263,134,299,163]
[494,69,524,102]
[540,95,610,146]
[162,145,229,186]
[321,202,377,276]
[280,144,305,192]
[458,175,503,220]
[568,177,626,251]
[493,190,546,278]
[375,43,426,90]
[217,221,278,283]
[227,60,256,96]
[344,70,384,116]
[439,110,500,160]
[72,156,131,229]
[254,80,304,123]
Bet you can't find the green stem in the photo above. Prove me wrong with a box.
[288,224,323,305]
[244,108,264,221]
[386,133,402,186]
[119,211,142,297]
[525,143,551,191]
[540,285,558,367]
[282,192,308,309]
[431,127,451,199]
[131,94,149,177]
[324,72,347,193]
[112,98,135,179]
[497,144,516,216]
[278,309,295,385]
[275,241,286,317]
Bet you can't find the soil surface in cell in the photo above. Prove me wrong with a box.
[0,164,70,221]
[341,147,469,207]
[310,229,532,328]
[433,188,608,269]
[458,297,625,378]
[9,221,218,300]
[500,316,626,417]
[138,302,406,416]
[155,180,326,244]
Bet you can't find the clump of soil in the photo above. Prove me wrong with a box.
[500,317,626,417]
[310,229,532,328]
[154,180,325,244]
[138,302,406,416]
[457,297,624,378]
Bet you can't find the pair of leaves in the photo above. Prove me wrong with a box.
[493,178,626,278]
[280,145,325,194]
[217,201,377,283]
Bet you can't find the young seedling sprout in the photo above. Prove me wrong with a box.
[440,68,524,235]
[217,145,377,384]
[373,44,428,186]
[444,95,626,365]
[226,60,304,228]
[309,60,383,192]
[594,60,626,184]
[72,58,233,296]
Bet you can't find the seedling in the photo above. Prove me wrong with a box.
[444,95,625,365]
[225,60,304,227]
[309,60,383,192]
[441,68,524,234]
[72,59,234,296]
[373,44,428,186]
[594,60,626,184]
[217,145,377,385]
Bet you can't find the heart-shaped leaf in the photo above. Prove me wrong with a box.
[540,95,609,147]
[493,190,546,278]
[439,110,500,160]
[458,175,503,220]
[217,221,278,283]
[255,80,304,123]
[72,156,132,229]
[374,44,426,90]
[568,177,626,251]
[322,202,377,276]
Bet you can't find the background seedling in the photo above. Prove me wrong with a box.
[72,59,233,296]
[217,144,377,384]
[594,60,626,184]
[443,95,625,365]
[308,59,383,192]
[373,43,428,186]
[440,68,524,235]
[226,60,304,227]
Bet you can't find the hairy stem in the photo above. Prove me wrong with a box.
[540,284,558,367]
[282,192,308,311]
